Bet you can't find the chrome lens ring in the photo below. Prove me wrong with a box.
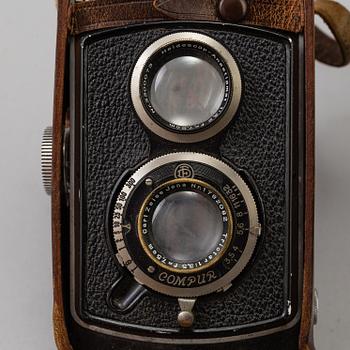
[112,153,261,298]
[131,32,242,143]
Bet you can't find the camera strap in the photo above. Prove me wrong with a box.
[315,0,350,67]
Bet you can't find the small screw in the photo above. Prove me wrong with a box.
[148,266,155,273]
[178,311,194,328]
[145,178,153,186]
[250,224,262,237]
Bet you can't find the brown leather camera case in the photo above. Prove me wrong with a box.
[52,1,317,349]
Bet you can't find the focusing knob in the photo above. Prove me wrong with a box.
[41,126,53,195]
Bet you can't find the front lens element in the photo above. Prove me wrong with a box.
[150,56,225,127]
[137,178,233,273]
[151,191,224,263]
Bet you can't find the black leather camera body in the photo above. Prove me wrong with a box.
[68,20,305,349]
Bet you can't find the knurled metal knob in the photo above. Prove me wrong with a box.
[41,126,53,195]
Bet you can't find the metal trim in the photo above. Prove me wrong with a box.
[70,307,300,345]
[113,152,259,297]
[130,32,242,143]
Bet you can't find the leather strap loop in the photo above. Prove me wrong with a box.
[70,0,164,34]
[69,0,305,34]
[68,0,350,67]
[315,0,350,67]
[153,0,305,32]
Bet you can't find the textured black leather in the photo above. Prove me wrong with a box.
[81,23,292,334]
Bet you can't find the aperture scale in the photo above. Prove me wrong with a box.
[112,152,261,298]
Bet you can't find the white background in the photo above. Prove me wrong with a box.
[0,1,349,349]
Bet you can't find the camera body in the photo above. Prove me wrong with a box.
[69,22,304,347]
[48,1,316,349]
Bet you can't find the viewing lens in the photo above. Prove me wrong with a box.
[150,56,225,127]
[151,191,224,263]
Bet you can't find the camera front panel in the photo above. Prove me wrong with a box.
[70,22,304,343]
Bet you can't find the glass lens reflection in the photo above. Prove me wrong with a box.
[151,191,224,263]
[150,56,225,127]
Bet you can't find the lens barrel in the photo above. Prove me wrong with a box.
[131,32,242,143]
[112,153,260,298]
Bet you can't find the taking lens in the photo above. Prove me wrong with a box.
[151,191,224,263]
[149,56,225,127]
[113,154,259,295]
